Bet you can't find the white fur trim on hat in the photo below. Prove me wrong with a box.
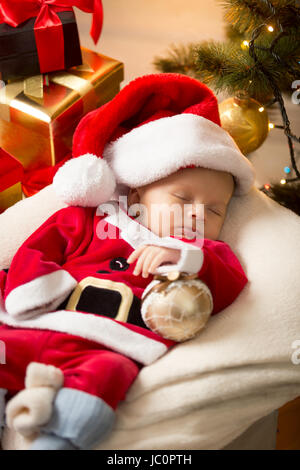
[53,154,116,207]
[103,114,256,196]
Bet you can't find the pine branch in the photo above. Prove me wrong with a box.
[255,32,300,77]
[225,23,246,41]
[218,0,300,34]
[153,1,300,102]
[264,181,300,215]
[218,0,276,33]
[154,29,300,101]
[193,40,276,101]
[153,44,198,77]
[193,41,243,84]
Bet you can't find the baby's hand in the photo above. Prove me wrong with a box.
[127,245,181,278]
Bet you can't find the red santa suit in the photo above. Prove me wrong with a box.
[0,73,256,449]
[0,199,248,407]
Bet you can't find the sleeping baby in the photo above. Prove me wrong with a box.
[0,73,255,450]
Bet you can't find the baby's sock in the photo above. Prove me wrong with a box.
[30,434,77,450]
[29,387,115,450]
[0,388,7,439]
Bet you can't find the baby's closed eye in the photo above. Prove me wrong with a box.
[171,193,191,202]
[207,207,222,216]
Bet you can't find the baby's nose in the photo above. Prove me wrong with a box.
[185,205,205,229]
[186,204,204,219]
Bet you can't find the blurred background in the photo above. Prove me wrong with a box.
[74,0,299,193]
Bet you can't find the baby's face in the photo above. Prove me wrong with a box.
[127,167,235,240]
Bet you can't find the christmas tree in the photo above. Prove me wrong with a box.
[154,0,300,213]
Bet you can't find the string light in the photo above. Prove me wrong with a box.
[264,183,270,190]
[284,166,291,174]
[280,179,286,185]
[258,106,265,112]
[241,40,250,49]
[246,1,300,186]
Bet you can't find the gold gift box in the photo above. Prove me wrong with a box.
[0,48,124,171]
[0,148,24,213]
[0,182,23,213]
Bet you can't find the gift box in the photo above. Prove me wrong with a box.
[0,148,24,213]
[0,48,124,172]
[0,0,103,80]
[0,11,82,81]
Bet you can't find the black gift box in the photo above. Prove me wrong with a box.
[0,11,82,81]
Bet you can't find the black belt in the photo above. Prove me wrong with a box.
[62,277,149,330]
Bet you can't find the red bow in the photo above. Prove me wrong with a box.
[21,154,71,197]
[0,0,103,73]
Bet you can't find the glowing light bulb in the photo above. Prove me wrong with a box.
[241,40,250,50]
[284,166,291,174]
[258,107,265,112]
[267,25,274,32]
[269,123,274,129]
[280,179,286,185]
[264,184,270,190]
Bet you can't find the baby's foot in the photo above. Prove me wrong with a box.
[6,363,63,437]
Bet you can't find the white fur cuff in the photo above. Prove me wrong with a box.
[155,244,204,275]
[5,270,77,319]
[25,362,64,390]
[142,237,204,274]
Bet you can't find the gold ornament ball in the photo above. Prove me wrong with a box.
[141,280,213,342]
[218,96,270,155]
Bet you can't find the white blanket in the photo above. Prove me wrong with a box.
[1,184,300,450]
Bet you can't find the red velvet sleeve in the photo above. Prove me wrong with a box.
[154,236,248,316]
[3,206,95,319]
[197,239,248,315]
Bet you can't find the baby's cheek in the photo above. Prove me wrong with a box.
[205,217,225,240]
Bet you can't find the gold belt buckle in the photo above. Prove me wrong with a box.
[66,276,134,322]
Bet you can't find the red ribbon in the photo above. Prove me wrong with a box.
[21,153,71,197]
[0,149,24,192]
[0,0,103,73]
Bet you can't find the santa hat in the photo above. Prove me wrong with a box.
[53,73,255,207]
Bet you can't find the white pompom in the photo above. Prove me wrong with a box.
[53,154,116,207]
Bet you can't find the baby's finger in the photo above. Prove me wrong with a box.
[142,250,157,278]
[148,252,167,274]
[133,248,150,276]
[127,245,147,263]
